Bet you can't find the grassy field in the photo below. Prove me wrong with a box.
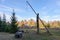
[0,28,60,40]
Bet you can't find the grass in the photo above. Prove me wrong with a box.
[22,28,60,40]
[0,28,60,40]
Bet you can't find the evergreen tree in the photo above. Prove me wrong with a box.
[2,14,7,32]
[0,16,2,31]
[10,10,18,33]
[5,22,11,32]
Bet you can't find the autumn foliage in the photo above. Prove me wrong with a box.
[17,19,60,29]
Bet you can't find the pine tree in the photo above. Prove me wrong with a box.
[0,16,2,31]
[5,22,11,32]
[10,10,18,33]
[2,14,7,32]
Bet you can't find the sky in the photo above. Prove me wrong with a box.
[0,0,60,22]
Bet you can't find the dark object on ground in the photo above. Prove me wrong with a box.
[18,30,24,33]
[15,30,24,38]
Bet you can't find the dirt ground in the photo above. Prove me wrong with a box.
[0,29,60,40]
[0,32,22,40]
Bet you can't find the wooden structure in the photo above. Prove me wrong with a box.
[26,1,51,34]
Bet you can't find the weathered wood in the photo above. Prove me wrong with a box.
[36,13,39,34]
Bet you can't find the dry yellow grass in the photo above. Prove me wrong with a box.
[0,29,60,40]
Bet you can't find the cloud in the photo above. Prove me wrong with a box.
[0,4,13,12]
[0,11,24,22]
[0,4,36,21]
[0,4,12,9]
[16,15,24,21]
[0,12,11,22]
[42,15,60,22]
[51,15,60,21]
[16,15,36,21]
[0,11,36,22]
[0,12,3,17]
[42,16,50,22]
[0,4,26,13]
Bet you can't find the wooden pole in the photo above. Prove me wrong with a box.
[37,13,39,34]
[26,1,51,35]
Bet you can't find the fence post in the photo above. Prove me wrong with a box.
[36,13,39,34]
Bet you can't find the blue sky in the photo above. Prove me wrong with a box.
[0,0,60,22]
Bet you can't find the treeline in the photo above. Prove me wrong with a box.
[17,19,60,29]
[0,10,60,33]
[0,10,18,33]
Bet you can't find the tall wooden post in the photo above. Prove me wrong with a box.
[37,13,39,34]
[26,1,51,35]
